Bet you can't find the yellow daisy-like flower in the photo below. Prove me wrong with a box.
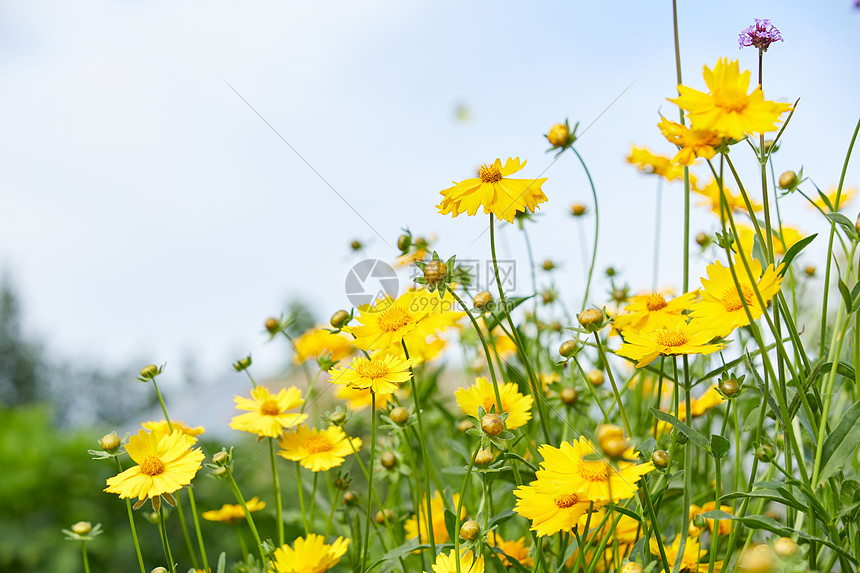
[104,429,204,503]
[617,317,725,368]
[627,146,685,181]
[690,385,725,417]
[278,425,362,472]
[694,179,762,216]
[379,330,447,366]
[229,386,308,438]
[343,291,422,352]
[488,532,533,567]
[658,118,723,166]
[650,536,722,573]
[271,534,350,573]
[734,224,803,256]
[329,352,414,395]
[438,158,548,224]
[612,290,698,334]
[670,58,791,140]
[426,549,485,573]
[404,491,464,544]
[535,437,654,503]
[141,420,205,443]
[493,329,518,360]
[513,477,594,537]
[689,257,783,338]
[811,187,856,212]
[454,377,534,430]
[690,501,734,536]
[335,385,395,411]
[293,327,354,364]
[201,497,266,524]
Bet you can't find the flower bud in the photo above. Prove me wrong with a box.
[560,387,578,405]
[330,310,350,329]
[559,340,578,358]
[696,232,710,247]
[264,317,279,333]
[139,364,159,379]
[778,171,797,190]
[151,568,168,573]
[542,291,556,305]
[601,437,628,458]
[481,414,504,437]
[375,509,394,524]
[577,308,603,329]
[71,521,92,535]
[549,321,562,332]
[397,234,411,252]
[380,451,397,469]
[587,369,605,386]
[472,291,493,309]
[652,450,669,469]
[804,265,816,277]
[621,564,644,573]
[389,407,409,425]
[99,433,122,453]
[212,450,229,465]
[773,537,797,557]
[232,356,252,372]
[547,124,569,147]
[570,203,587,217]
[342,491,359,507]
[459,520,480,540]
[333,474,352,490]
[597,424,624,444]
[423,261,447,285]
[605,266,616,277]
[457,419,473,433]
[213,466,227,478]
[542,259,556,271]
[474,448,494,466]
[692,513,707,529]
[855,216,860,234]
[720,378,740,397]
[739,544,775,573]
[329,410,347,426]
[756,444,775,462]
[763,139,776,153]
[350,240,363,251]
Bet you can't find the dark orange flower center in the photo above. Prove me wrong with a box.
[377,306,412,332]
[720,285,755,312]
[645,293,668,311]
[140,455,166,476]
[305,435,334,454]
[654,327,689,348]
[578,460,609,482]
[353,359,390,380]
[554,493,578,508]
[260,398,281,416]
[479,164,503,183]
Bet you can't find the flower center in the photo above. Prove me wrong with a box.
[479,164,503,183]
[654,327,689,347]
[260,398,281,416]
[554,493,578,508]
[305,435,333,454]
[720,285,755,312]
[139,455,166,476]
[714,88,747,113]
[645,293,668,311]
[578,460,609,482]
[353,360,390,380]
[377,306,412,332]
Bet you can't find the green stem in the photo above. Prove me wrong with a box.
[592,332,632,437]
[116,458,147,573]
[361,392,377,573]
[158,504,177,573]
[224,465,267,565]
[453,446,479,573]
[270,437,285,546]
[570,146,599,310]
[81,541,90,573]
[295,461,309,535]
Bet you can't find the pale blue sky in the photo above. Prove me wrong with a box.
[0,1,857,382]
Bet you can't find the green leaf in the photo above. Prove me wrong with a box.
[818,400,860,485]
[366,541,432,572]
[710,435,730,459]
[742,405,762,433]
[488,509,516,528]
[838,276,853,313]
[720,490,806,514]
[778,233,817,274]
[826,212,858,239]
[216,553,226,573]
[482,295,533,332]
[649,408,710,451]
[698,509,736,521]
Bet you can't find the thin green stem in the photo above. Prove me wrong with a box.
[295,461,309,535]
[269,437,285,546]
[592,332,632,437]
[116,458,147,573]
[570,147,599,310]
[81,541,90,573]
[158,504,177,573]
[224,465,267,565]
[361,392,377,573]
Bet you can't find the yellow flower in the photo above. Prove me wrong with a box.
[617,317,725,368]
[513,477,594,536]
[404,491,464,544]
[627,146,685,181]
[271,534,349,573]
[293,327,354,364]
[689,257,783,338]
[650,536,722,573]
[104,429,204,503]
[343,291,422,352]
[534,437,654,503]
[658,118,722,166]
[278,425,362,472]
[335,385,395,411]
[612,290,698,334]
[202,497,266,524]
[670,58,791,140]
[811,187,856,212]
[694,179,762,216]
[493,329,518,359]
[690,385,725,417]
[699,501,734,535]
[454,377,534,430]
[734,224,803,256]
[438,158,548,224]
[426,549,485,573]
[229,386,308,438]
[488,532,533,567]
[141,420,205,443]
[329,352,414,394]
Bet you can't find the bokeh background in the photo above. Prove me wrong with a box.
[0,1,857,570]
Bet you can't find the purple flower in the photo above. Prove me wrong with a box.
[738,19,783,51]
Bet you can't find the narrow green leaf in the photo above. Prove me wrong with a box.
[819,400,860,485]
[720,490,805,514]
[778,233,817,274]
[839,276,853,313]
[216,553,226,573]
[649,408,710,451]
[482,295,533,332]
[710,434,730,459]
